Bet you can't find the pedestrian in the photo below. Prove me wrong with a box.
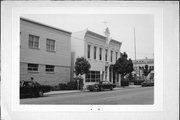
[31,77,34,82]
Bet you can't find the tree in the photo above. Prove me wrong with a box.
[75,57,91,76]
[74,57,91,90]
[114,52,134,81]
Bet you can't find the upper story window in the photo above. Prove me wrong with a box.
[94,46,97,59]
[28,63,38,71]
[87,44,91,59]
[47,39,55,52]
[105,49,108,61]
[29,34,39,49]
[116,52,118,60]
[111,51,113,62]
[99,48,102,61]
[46,65,55,72]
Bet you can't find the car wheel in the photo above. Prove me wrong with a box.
[38,90,43,97]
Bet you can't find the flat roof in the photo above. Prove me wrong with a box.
[20,17,72,35]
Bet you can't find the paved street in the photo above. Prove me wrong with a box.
[20,87,154,104]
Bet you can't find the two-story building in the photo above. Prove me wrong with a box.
[132,58,154,81]
[71,28,122,88]
[20,18,71,86]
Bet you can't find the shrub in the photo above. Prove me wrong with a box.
[67,81,77,90]
[51,85,60,91]
[59,83,68,90]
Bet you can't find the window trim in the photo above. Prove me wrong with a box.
[87,44,91,59]
[105,49,108,62]
[115,52,118,61]
[111,50,113,62]
[94,46,97,60]
[85,71,100,83]
[45,65,55,73]
[46,38,56,52]
[27,63,39,72]
[99,48,102,61]
[28,34,40,49]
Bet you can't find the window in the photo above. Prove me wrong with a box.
[116,52,118,60]
[29,34,39,49]
[47,39,55,51]
[105,49,108,61]
[94,46,97,59]
[87,45,91,58]
[85,71,100,82]
[28,63,38,71]
[46,65,55,72]
[99,48,102,60]
[111,51,113,62]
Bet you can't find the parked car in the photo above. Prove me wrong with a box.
[20,80,52,98]
[141,81,154,87]
[87,81,116,92]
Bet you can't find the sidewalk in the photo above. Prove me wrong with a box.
[44,85,142,96]
[44,90,80,95]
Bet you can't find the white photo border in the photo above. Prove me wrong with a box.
[10,7,163,111]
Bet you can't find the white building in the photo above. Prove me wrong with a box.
[132,58,154,81]
[71,29,122,88]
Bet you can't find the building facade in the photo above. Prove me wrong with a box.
[20,18,71,86]
[71,29,122,88]
[132,58,154,81]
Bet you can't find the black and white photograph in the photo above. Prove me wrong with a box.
[1,1,179,120]
[19,14,154,105]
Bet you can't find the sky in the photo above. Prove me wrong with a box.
[22,14,154,60]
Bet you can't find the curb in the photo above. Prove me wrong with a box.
[45,86,143,95]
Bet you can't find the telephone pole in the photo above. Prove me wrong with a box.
[134,27,138,80]
[134,27,137,64]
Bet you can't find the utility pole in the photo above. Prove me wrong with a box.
[134,27,137,65]
[133,27,138,80]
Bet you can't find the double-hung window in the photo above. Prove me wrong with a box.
[47,39,55,52]
[105,49,108,61]
[87,45,91,59]
[29,34,39,49]
[111,51,113,62]
[116,52,118,60]
[99,48,102,61]
[94,46,97,59]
